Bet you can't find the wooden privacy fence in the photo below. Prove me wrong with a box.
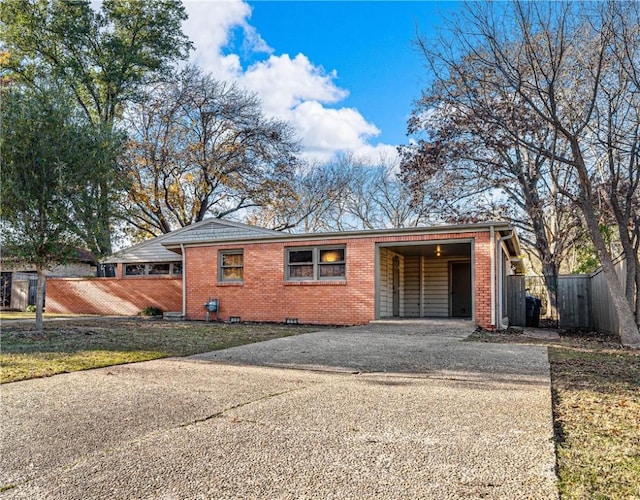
[590,258,627,334]
[507,258,628,334]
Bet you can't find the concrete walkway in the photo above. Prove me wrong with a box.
[0,320,558,499]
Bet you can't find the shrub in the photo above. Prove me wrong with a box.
[140,306,162,317]
[25,305,36,313]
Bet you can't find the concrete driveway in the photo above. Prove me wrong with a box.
[0,319,557,499]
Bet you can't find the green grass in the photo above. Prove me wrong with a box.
[0,318,318,384]
[0,311,94,320]
[468,329,640,499]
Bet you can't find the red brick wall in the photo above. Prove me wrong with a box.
[473,231,494,329]
[185,238,376,325]
[46,277,182,315]
[184,230,498,328]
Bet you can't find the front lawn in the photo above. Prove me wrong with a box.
[469,329,640,499]
[0,311,94,320]
[0,318,317,383]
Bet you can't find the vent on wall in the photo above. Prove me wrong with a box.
[229,316,241,323]
[285,318,299,324]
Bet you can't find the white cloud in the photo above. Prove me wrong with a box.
[240,54,347,116]
[292,101,378,148]
[289,101,381,162]
[182,0,398,164]
[182,0,270,81]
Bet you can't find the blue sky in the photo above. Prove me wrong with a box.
[183,1,463,162]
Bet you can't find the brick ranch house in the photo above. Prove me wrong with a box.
[46,219,524,329]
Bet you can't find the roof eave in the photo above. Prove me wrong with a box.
[101,218,279,263]
[162,221,516,249]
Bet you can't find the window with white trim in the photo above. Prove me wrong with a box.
[286,246,346,281]
[219,250,244,282]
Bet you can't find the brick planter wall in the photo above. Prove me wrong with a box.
[46,277,182,316]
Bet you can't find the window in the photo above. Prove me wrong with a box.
[288,249,313,279]
[148,263,170,275]
[124,262,182,276]
[99,264,117,277]
[286,246,345,281]
[219,250,243,282]
[173,262,183,276]
[319,248,346,278]
[125,264,146,276]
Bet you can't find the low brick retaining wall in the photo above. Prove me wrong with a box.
[46,277,182,316]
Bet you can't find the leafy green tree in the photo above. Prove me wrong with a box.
[1,86,121,330]
[571,225,617,275]
[0,0,192,257]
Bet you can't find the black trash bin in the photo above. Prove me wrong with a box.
[532,297,541,327]
[526,296,542,327]
[525,296,534,326]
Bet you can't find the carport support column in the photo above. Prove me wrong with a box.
[490,225,496,327]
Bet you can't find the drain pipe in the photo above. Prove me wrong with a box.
[181,243,186,318]
[490,225,496,328]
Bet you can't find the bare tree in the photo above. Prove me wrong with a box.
[120,66,300,238]
[594,1,640,320]
[340,158,438,230]
[408,1,640,346]
[247,153,440,233]
[246,159,352,232]
[400,75,583,317]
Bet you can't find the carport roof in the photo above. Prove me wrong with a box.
[384,242,472,258]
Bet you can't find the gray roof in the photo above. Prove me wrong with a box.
[102,219,279,264]
[161,220,520,249]
[161,220,279,246]
[104,219,520,264]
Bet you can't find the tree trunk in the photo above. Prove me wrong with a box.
[541,262,558,324]
[623,251,637,317]
[35,267,46,333]
[581,206,640,347]
[568,137,640,347]
[529,202,560,322]
[607,186,638,309]
[636,265,640,325]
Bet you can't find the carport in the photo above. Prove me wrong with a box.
[377,241,473,319]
